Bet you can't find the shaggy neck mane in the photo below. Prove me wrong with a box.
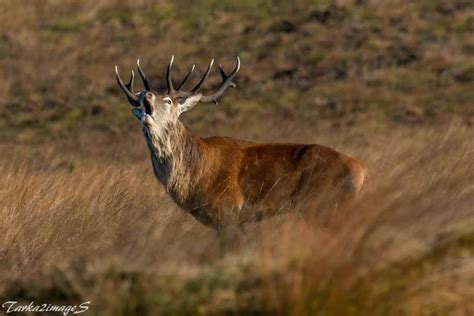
[143,120,203,203]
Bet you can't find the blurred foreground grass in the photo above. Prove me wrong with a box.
[1,125,473,315]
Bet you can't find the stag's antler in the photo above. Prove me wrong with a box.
[115,66,140,107]
[136,59,151,91]
[166,56,240,104]
[116,56,240,105]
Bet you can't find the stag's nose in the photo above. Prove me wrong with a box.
[145,91,153,99]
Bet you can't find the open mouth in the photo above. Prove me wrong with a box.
[143,101,152,115]
[139,101,154,125]
[141,112,153,126]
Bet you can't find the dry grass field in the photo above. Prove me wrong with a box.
[1,0,474,315]
[1,125,473,315]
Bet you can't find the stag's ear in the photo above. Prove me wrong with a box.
[177,93,202,115]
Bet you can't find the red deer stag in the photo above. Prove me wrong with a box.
[115,56,367,236]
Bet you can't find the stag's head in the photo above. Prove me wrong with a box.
[115,56,240,130]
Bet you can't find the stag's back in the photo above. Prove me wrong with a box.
[234,143,367,221]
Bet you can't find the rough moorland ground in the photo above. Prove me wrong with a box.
[0,0,473,141]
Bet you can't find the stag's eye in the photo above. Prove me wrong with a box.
[163,97,172,105]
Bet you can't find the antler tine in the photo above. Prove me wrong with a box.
[177,64,195,90]
[125,70,135,91]
[156,56,239,102]
[190,59,214,93]
[115,66,140,107]
[166,55,176,95]
[125,70,141,106]
[200,56,240,104]
[136,59,151,91]
[218,63,236,88]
